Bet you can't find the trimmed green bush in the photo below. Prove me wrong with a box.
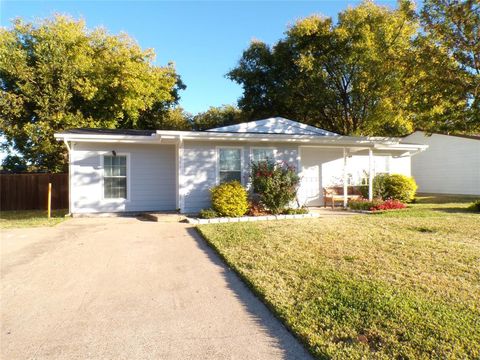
[282,207,309,215]
[373,174,417,202]
[210,181,248,217]
[359,185,369,199]
[199,208,218,219]
[348,198,383,210]
[372,173,389,199]
[251,160,300,214]
[468,200,480,212]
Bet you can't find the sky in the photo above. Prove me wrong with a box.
[1,0,406,115]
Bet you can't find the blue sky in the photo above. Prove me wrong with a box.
[1,0,405,115]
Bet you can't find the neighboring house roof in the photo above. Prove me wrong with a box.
[207,117,339,136]
[406,130,480,141]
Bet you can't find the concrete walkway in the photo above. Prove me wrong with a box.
[1,218,312,359]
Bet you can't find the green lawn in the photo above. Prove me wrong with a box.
[197,195,480,359]
[0,209,69,229]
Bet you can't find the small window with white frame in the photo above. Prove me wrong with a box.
[251,147,275,163]
[103,155,128,199]
[218,148,242,183]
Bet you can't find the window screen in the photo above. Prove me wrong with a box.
[219,148,242,183]
[103,155,127,199]
[252,148,275,163]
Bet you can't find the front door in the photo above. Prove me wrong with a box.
[298,147,345,206]
[299,148,322,206]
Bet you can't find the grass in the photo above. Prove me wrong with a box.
[0,209,69,229]
[197,195,480,359]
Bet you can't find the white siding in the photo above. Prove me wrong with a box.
[298,147,412,206]
[404,132,480,195]
[180,141,298,213]
[390,156,411,177]
[71,143,176,213]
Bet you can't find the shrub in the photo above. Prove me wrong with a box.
[349,198,406,212]
[373,174,417,202]
[348,198,382,211]
[247,200,269,216]
[210,181,248,217]
[359,185,369,199]
[467,200,480,212]
[282,207,309,215]
[372,173,389,199]
[251,160,300,214]
[371,199,406,211]
[199,208,218,219]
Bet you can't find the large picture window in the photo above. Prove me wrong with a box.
[218,148,242,183]
[103,155,127,199]
[252,148,275,163]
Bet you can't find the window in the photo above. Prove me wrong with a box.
[218,148,242,183]
[103,155,127,199]
[374,156,390,175]
[252,148,275,163]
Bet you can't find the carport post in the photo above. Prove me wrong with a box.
[368,148,374,201]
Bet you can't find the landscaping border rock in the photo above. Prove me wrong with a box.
[187,212,320,224]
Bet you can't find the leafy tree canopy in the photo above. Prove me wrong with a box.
[419,0,479,132]
[228,0,479,135]
[192,104,246,130]
[1,154,28,173]
[0,15,185,172]
[228,1,419,136]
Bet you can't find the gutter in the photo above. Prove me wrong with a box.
[63,139,72,217]
[53,130,427,152]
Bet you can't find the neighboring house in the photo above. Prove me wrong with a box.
[403,131,480,196]
[54,117,427,214]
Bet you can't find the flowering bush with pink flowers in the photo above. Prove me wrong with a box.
[251,160,300,214]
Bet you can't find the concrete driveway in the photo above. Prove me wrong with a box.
[1,218,311,360]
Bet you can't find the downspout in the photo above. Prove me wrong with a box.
[177,135,184,213]
[63,139,73,216]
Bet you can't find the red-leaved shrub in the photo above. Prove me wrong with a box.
[370,199,406,211]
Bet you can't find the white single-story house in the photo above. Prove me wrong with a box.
[403,131,480,196]
[54,117,428,215]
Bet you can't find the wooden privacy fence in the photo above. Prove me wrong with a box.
[0,173,68,211]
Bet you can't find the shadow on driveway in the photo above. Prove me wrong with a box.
[186,227,312,360]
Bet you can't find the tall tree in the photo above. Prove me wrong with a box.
[0,15,184,172]
[228,1,419,136]
[192,105,245,130]
[137,105,192,130]
[419,0,480,132]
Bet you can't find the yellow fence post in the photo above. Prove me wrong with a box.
[47,182,52,219]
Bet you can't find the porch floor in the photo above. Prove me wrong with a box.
[308,207,359,217]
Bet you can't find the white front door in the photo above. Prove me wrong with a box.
[298,147,345,206]
[299,148,322,206]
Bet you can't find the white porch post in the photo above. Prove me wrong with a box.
[368,148,374,201]
[343,147,348,208]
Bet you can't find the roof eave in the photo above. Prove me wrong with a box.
[54,133,160,143]
[53,130,427,153]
